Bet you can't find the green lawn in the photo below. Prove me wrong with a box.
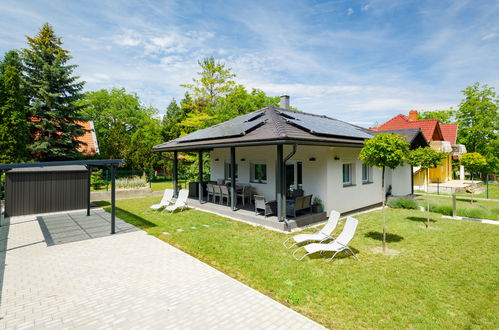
[97,197,498,329]
[415,183,499,200]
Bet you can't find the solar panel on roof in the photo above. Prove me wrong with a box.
[279,110,373,139]
[175,110,265,143]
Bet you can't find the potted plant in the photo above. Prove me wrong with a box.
[312,196,323,213]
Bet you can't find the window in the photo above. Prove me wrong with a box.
[250,163,267,183]
[224,163,238,180]
[343,163,354,186]
[362,164,373,183]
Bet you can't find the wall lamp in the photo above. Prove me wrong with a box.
[240,158,246,161]
[334,156,340,160]
[309,157,316,161]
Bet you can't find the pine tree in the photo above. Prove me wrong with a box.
[21,23,85,161]
[0,50,28,163]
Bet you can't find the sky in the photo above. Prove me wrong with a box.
[0,0,498,127]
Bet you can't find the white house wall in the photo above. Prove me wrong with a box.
[209,145,412,215]
[325,147,383,214]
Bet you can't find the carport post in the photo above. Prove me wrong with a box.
[110,165,116,234]
[0,170,4,227]
[87,167,91,216]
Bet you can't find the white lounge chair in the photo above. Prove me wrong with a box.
[283,210,340,249]
[165,189,189,214]
[293,216,359,261]
[150,189,174,211]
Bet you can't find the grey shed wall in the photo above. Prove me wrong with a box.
[5,166,89,217]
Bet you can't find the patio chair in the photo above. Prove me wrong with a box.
[283,210,340,249]
[237,184,252,206]
[212,184,222,203]
[206,183,214,202]
[220,185,231,205]
[254,195,276,217]
[150,189,174,211]
[165,189,189,214]
[293,216,359,261]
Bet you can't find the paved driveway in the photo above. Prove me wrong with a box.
[0,209,323,329]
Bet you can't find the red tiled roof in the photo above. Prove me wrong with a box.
[76,121,99,156]
[371,114,451,142]
[29,117,99,156]
[440,123,458,145]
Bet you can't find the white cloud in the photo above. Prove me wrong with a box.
[347,8,354,15]
[482,32,497,40]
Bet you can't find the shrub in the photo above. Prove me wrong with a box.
[387,197,418,210]
[90,170,106,190]
[458,206,489,219]
[428,203,453,216]
[116,176,147,189]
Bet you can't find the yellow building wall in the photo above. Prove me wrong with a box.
[413,169,426,186]
[428,155,452,183]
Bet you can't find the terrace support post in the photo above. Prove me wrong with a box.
[110,165,116,234]
[198,150,203,203]
[230,147,236,211]
[276,144,284,221]
[87,167,91,216]
[173,151,178,198]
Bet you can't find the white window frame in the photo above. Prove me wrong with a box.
[362,164,373,184]
[224,162,238,181]
[343,163,354,186]
[250,162,267,183]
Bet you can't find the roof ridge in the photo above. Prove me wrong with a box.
[266,106,288,138]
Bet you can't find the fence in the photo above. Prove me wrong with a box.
[90,169,190,192]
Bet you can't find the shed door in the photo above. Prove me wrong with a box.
[5,171,88,217]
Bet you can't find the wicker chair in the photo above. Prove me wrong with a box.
[254,195,276,217]
[212,185,222,203]
[220,185,230,205]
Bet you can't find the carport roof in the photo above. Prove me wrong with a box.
[8,165,87,173]
[0,159,124,171]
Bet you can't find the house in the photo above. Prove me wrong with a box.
[371,110,466,188]
[29,118,100,157]
[153,96,426,229]
[76,121,100,156]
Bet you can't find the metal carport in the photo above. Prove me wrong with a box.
[0,159,124,234]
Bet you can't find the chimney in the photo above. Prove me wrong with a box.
[409,110,418,121]
[280,94,290,109]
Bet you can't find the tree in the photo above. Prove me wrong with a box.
[0,50,28,163]
[407,147,447,228]
[21,23,86,161]
[181,56,236,105]
[78,88,157,165]
[461,152,488,203]
[359,133,409,252]
[461,152,487,181]
[419,109,455,123]
[127,119,164,171]
[456,83,498,172]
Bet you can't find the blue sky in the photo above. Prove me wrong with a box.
[1,0,498,126]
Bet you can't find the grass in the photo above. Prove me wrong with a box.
[416,195,499,220]
[415,183,499,200]
[91,179,188,192]
[96,197,498,329]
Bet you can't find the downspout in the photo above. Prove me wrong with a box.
[282,144,297,232]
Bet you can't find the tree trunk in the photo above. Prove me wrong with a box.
[426,168,430,228]
[381,166,386,253]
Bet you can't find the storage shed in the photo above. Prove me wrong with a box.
[5,165,89,217]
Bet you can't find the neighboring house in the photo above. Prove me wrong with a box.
[371,110,466,187]
[29,118,100,157]
[153,96,426,220]
[76,121,100,156]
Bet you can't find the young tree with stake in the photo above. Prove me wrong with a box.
[407,147,447,228]
[359,133,409,252]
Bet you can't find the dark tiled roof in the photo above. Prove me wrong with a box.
[372,128,428,149]
[153,106,374,151]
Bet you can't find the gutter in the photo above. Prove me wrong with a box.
[153,139,364,152]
